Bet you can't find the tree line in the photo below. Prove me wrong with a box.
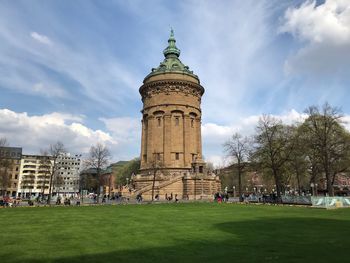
[224,103,350,201]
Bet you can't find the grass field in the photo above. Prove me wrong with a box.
[1,203,350,263]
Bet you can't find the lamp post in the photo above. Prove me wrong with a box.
[310,183,314,196]
[233,186,236,197]
[315,183,318,196]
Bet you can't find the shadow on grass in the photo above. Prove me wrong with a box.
[14,218,350,263]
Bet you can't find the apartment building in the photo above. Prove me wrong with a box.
[53,154,81,197]
[18,155,53,198]
[0,147,22,197]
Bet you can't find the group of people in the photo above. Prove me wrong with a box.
[214,192,229,203]
[136,193,143,203]
[165,193,179,202]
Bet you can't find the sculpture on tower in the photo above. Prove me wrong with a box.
[133,29,221,200]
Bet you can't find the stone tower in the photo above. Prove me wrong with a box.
[133,30,221,200]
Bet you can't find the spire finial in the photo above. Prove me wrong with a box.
[163,28,180,58]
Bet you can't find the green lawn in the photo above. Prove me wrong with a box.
[1,203,350,263]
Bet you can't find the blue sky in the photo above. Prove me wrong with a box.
[1,0,350,166]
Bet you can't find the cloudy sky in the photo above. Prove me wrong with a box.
[1,0,350,166]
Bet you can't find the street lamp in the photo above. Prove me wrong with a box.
[233,186,236,197]
[315,183,318,196]
[310,183,314,196]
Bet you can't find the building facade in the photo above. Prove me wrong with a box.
[133,30,221,200]
[18,153,81,198]
[0,147,22,197]
[53,154,81,197]
[18,154,53,198]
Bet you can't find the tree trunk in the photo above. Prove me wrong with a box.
[238,169,243,202]
[296,170,301,195]
[273,169,282,203]
[47,160,56,205]
[151,170,156,201]
[326,176,334,196]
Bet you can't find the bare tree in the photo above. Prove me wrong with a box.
[85,143,111,202]
[38,150,52,201]
[0,138,9,147]
[253,115,296,202]
[150,153,164,202]
[47,141,66,204]
[224,133,251,202]
[302,103,350,196]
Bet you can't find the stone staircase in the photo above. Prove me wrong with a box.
[133,174,184,196]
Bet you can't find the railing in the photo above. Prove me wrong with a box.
[240,195,312,205]
[311,196,350,208]
[133,175,184,195]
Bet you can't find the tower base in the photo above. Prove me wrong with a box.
[132,171,221,201]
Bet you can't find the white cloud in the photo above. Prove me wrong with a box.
[0,109,117,156]
[30,32,52,45]
[202,109,310,167]
[280,0,350,76]
[280,0,350,45]
[99,117,141,144]
[32,82,67,98]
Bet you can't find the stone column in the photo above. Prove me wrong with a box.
[146,116,154,168]
[183,114,191,168]
[196,117,202,158]
[140,119,146,168]
[163,113,172,167]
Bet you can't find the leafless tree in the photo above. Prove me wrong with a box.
[150,153,164,202]
[38,150,52,201]
[85,143,111,202]
[302,103,350,196]
[0,138,9,147]
[224,133,251,201]
[46,141,66,204]
[253,115,296,202]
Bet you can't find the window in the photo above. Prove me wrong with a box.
[175,153,179,160]
[157,153,161,161]
[199,166,203,173]
[157,117,161,127]
[15,174,18,179]
[175,117,179,126]
[143,155,147,161]
[191,119,194,128]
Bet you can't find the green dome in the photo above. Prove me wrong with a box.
[145,29,198,81]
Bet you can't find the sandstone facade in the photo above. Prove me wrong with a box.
[133,30,220,200]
